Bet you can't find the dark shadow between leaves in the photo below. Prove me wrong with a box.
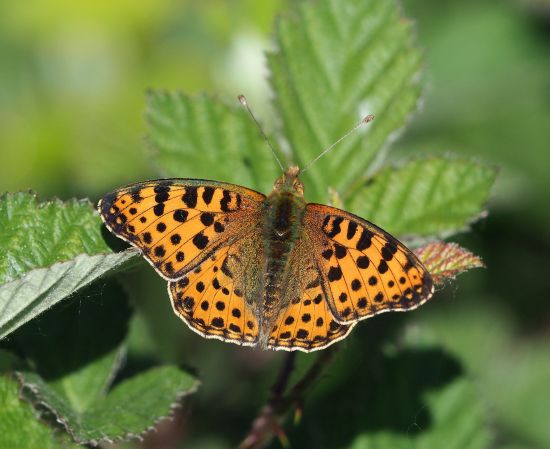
[286,316,463,449]
[100,223,130,253]
[3,279,132,382]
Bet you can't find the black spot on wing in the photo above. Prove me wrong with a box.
[130,187,143,203]
[200,213,214,226]
[155,191,169,203]
[324,216,344,238]
[328,266,343,282]
[153,203,165,216]
[346,221,358,240]
[356,228,373,250]
[202,187,214,205]
[192,232,209,249]
[173,209,188,222]
[182,187,198,208]
[378,260,389,274]
[220,190,232,212]
[334,244,346,259]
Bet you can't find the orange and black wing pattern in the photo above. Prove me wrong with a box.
[304,204,434,324]
[265,241,354,352]
[267,271,354,352]
[98,179,265,280]
[168,234,263,346]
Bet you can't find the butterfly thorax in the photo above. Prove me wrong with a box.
[259,167,306,345]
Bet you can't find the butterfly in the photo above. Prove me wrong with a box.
[98,166,434,352]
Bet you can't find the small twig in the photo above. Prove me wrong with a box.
[271,352,297,398]
[285,348,336,409]
[238,348,337,449]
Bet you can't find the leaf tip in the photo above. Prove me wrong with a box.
[415,241,485,286]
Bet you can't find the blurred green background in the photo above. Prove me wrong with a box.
[1,0,549,448]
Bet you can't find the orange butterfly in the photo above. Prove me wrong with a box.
[98,105,434,352]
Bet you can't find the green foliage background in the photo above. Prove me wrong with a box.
[0,0,549,448]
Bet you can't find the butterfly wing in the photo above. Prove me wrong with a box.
[168,229,264,346]
[266,274,354,352]
[266,237,355,352]
[304,204,434,324]
[98,179,265,280]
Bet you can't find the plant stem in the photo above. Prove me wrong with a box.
[238,347,337,449]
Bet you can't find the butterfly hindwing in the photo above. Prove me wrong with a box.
[264,239,354,352]
[168,230,264,345]
[304,204,434,324]
[98,179,265,280]
[267,277,354,352]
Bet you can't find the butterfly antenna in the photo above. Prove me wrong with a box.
[238,95,284,172]
[301,115,375,173]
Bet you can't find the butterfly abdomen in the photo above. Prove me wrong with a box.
[259,192,306,344]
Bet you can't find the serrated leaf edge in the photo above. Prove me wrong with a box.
[15,370,201,446]
[0,249,138,339]
[346,154,499,239]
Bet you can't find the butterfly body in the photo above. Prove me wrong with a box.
[259,166,307,346]
[99,167,434,352]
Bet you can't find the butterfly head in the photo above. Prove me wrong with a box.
[274,166,304,197]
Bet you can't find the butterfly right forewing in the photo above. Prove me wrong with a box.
[304,204,434,324]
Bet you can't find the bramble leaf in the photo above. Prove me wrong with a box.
[14,282,198,445]
[268,0,423,201]
[415,241,485,285]
[0,192,136,339]
[19,366,197,445]
[347,158,497,237]
[0,375,81,449]
[0,192,114,284]
[146,91,279,193]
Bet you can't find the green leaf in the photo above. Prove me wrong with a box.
[347,158,497,237]
[415,241,485,285]
[0,192,137,339]
[13,281,199,445]
[0,375,80,449]
[20,366,198,445]
[487,340,550,449]
[288,326,492,449]
[146,90,279,193]
[0,192,112,284]
[0,250,136,340]
[346,377,492,449]
[420,305,550,449]
[268,0,423,201]
[12,281,132,413]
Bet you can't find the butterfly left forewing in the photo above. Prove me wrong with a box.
[98,179,265,280]
[304,204,434,324]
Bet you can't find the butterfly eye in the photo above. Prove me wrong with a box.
[293,178,304,196]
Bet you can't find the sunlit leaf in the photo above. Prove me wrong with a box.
[146,90,279,193]
[19,367,198,445]
[415,241,484,285]
[0,192,114,284]
[0,192,137,340]
[14,282,199,445]
[0,375,80,449]
[268,0,423,201]
[347,158,497,237]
